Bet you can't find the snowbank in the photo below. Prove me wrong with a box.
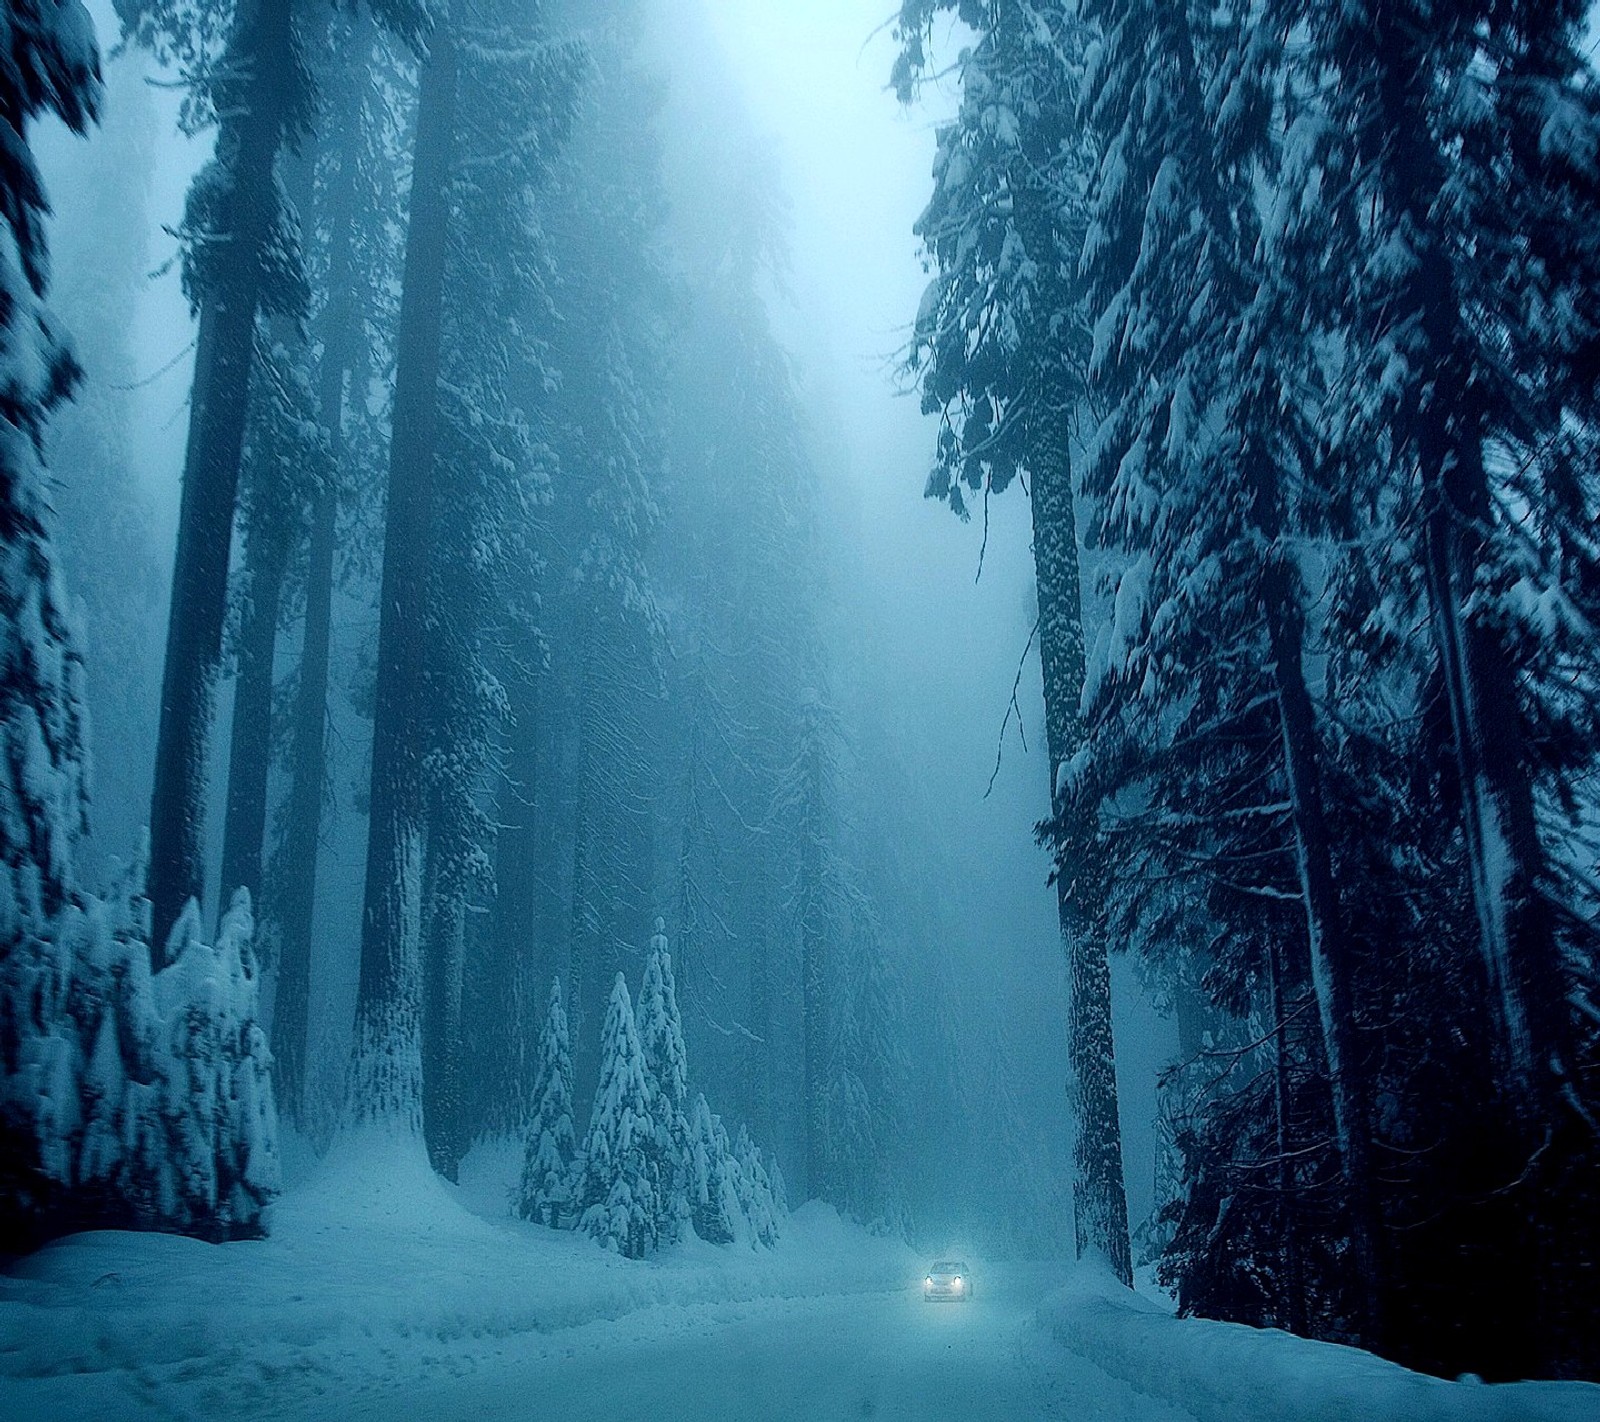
[0,1131,918,1419]
[1025,1264,1600,1422]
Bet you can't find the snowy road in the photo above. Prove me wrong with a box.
[300,1263,1121,1422]
[7,1217,1597,1422]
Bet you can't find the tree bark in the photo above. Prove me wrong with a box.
[218,512,290,914]
[1260,552,1386,1345]
[422,801,468,1178]
[270,479,334,1116]
[1420,396,1565,1113]
[349,22,459,1130]
[147,0,297,961]
[1028,416,1134,1288]
[1369,25,1569,1374]
[481,662,542,1135]
[1265,933,1308,1337]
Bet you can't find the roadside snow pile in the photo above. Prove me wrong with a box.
[0,1130,917,1419]
[1025,1264,1600,1422]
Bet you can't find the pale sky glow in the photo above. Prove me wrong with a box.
[697,1,945,515]
[682,0,1170,1223]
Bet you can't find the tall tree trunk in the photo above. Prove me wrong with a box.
[1028,390,1134,1289]
[349,23,459,1129]
[748,873,774,1148]
[1267,895,1308,1338]
[270,28,363,1123]
[482,663,542,1134]
[1242,409,1386,1345]
[148,0,297,960]
[1373,29,1567,1375]
[422,801,468,1178]
[1261,553,1385,1346]
[799,710,828,1204]
[271,481,334,1115]
[219,513,291,913]
[1420,408,1565,1113]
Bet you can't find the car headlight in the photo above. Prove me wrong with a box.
[953,1277,962,1287]
[925,1277,933,1286]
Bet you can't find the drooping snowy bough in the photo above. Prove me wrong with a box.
[0,0,279,1252]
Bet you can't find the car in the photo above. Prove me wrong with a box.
[922,1260,971,1302]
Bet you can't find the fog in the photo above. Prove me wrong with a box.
[671,0,1172,1231]
[7,0,1598,1411]
[29,0,1176,1252]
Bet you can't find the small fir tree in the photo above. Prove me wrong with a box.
[636,919,690,1240]
[685,1092,737,1244]
[733,1123,781,1249]
[517,978,578,1227]
[578,972,658,1258]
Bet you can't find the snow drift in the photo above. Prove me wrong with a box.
[1026,1264,1600,1422]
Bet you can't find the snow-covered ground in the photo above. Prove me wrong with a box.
[2,1136,1597,1421]
[1025,1269,1600,1422]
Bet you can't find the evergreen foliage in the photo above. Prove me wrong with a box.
[684,1091,737,1244]
[0,0,278,1251]
[899,0,1600,1381]
[636,920,690,1241]
[516,977,577,1227]
[577,972,658,1258]
[543,933,784,1257]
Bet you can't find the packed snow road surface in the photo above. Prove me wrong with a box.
[329,1264,1074,1422]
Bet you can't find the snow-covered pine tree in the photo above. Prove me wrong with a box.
[685,1091,737,1244]
[0,5,281,1246]
[0,0,98,914]
[1070,0,1384,1342]
[100,890,280,1240]
[0,0,102,1244]
[732,1123,781,1249]
[893,0,1132,1286]
[561,619,661,1109]
[40,52,163,879]
[1255,0,1600,1376]
[577,972,658,1257]
[636,919,690,1240]
[517,977,578,1227]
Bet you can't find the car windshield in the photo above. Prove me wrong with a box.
[930,1262,965,1273]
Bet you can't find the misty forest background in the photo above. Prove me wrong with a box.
[1,0,1599,1394]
